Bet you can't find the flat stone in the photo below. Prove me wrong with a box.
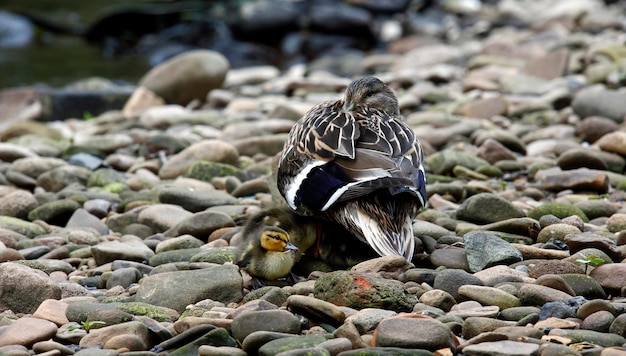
[462,340,539,356]
[541,168,609,193]
[374,316,456,351]
[134,264,243,313]
[0,317,58,347]
[32,299,69,325]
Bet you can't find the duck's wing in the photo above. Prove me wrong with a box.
[334,106,426,203]
[278,102,426,213]
[278,100,358,211]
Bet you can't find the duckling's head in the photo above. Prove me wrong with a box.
[260,227,299,254]
[343,77,399,115]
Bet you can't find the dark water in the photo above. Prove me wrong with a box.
[0,1,171,89]
[0,38,151,89]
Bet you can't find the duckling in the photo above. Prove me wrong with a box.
[246,205,379,270]
[236,221,299,283]
[276,77,427,261]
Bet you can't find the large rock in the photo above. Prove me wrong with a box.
[159,140,240,179]
[0,262,61,314]
[456,193,525,224]
[139,50,229,105]
[134,264,243,313]
[314,271,417,313]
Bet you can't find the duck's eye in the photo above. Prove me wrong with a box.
[270,234,282,241]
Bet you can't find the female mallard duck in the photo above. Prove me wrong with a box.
[276,77,426,261]
[236,217,299,282]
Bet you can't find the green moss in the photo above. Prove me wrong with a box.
[0,216,47,237]
[185,160,247,182]
[527,202,589,222]
[116,302,173,322]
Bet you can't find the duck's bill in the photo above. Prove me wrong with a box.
[284,242,299,252]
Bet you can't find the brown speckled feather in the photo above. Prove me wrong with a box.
[276,77,427,260]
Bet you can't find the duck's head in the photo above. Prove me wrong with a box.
[342,77,399,115]
[260,226,299,253]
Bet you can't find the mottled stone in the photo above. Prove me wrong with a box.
[314,271,417,312]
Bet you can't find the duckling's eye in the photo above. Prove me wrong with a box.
[270,234,282,241]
